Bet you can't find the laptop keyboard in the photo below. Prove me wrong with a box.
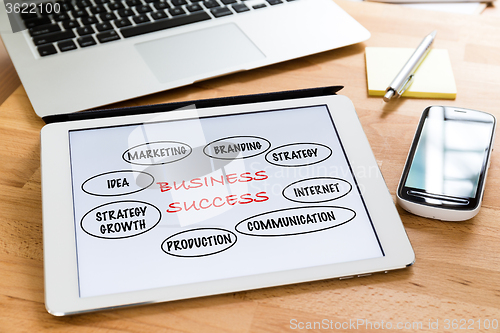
[22,0,294,57]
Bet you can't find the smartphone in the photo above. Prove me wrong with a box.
[397,106,496,221]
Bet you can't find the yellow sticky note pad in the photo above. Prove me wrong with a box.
[365,47,457,99]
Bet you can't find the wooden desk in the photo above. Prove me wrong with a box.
[1,1,499,331]
[0,37,20,106]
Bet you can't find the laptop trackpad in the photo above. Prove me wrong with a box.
[135,23,266,83]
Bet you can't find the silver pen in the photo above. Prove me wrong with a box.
[383,30,437,102]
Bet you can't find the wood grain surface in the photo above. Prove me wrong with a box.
[0,37,21,106]
[1,1,499,331]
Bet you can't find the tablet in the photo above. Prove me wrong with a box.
[41,94,414,316]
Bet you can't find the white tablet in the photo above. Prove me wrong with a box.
[41,94,414,316]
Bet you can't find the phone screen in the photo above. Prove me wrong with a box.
[400,106,495,208]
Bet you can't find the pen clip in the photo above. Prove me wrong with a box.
[396,74,414,97]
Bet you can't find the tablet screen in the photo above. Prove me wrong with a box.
[68,105,384,298]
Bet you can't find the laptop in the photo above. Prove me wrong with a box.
[0,0,369,118]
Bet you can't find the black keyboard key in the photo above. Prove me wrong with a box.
[72,8,89,17]
[77,25,94,35]
[252,3,266,8]
[133,14,151,23]
[203,0,219,8]
[76,0,92,7]
[136,4,153,12]
[100,12,117,21]
[126,0,142,6]
[59,2,74,12]
[56,0,73,5]
[151,10,168,19]
[114,17,132,27]
[90,5,107,14]
[153,1,169,9]
[231,3,248,12]
[96,30,120,43]
[63,20,80,29]
[77,35,97,47]
[37,44,58,56]
[186,3,202,12]
[33,30,76,46]
[266,0,282,4]
[168,7,185,16]
[57,40,77,51]
[29,23,61,37]
[221,0,236,4]
[53,13,71,21]
[108,2,125,10]
[211,6,232,17]
[81,16,99,25]
[118,8,135,17]
[94,0,110,4]
[24,17,52,29]
[96,22,114,31]
[171,0,187,6]
[21,12,39,20]
[121,11,210,38]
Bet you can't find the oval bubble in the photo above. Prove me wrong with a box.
[81,170,155,197]
[122,141,192,165]
[235,206,355,237]
[81,200,161,239]
[282,177,352,203]
[265,143,332,167]
[161,228,237,257]
[203,136,271,160]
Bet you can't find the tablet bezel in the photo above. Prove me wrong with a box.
[41,95,414,316]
